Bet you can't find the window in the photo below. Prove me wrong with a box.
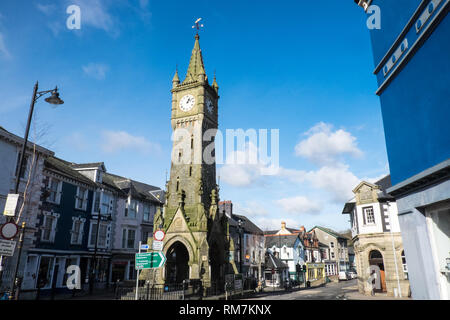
[401,250,408,280]
[15,152,29,179]
[142,231,150,244]
[331,252,335,259]
[363,206,375,224]
[41,212,59,242]
[143,204,151,222]
[71,218,85,244]
[330,242,334,248]
[93,192,100,213]
[89,222,109,248]
[75,187,88,210]
[122,228,136,249]
[126,199,137,219]
[47,178,62,204]
[101,192,113,215]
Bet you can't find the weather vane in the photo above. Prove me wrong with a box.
[192,18,204,34]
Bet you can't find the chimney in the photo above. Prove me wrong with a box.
[281,221,286,230]
[219,200,233,218]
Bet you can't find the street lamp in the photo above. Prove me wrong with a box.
[9,81,64,300]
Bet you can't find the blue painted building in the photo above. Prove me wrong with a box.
[355,0,450,299]
[21,157,118,298]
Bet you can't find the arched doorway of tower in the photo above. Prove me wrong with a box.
[165,241,189,284]
[369,250,386,292]
[209,242,222,287]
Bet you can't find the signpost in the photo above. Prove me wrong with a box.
[0,222,19,240]
[135,252,166,269]
[0,240,16,256]
[3,194,19,217]
[152,240,163,251]
[134,238,166,300]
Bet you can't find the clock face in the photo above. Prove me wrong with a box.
[180,94,195,112]
[206,98,214,114]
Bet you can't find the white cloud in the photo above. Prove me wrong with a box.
[101,130,161,154]
[295,122,363,165]
[82,63,109,80]
[219,142,274,187]
[71,0,117,35]
[278,164,360,202]
[275,196,322,215]
[36,3,56,15]
[233,201,269,217]
[251,217,302,232]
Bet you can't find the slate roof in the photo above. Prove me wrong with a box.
[264,227,301,235]
[265,251,288,270]
[232,214,264,235]
[264,233,301,248]
[342,202,356,214]
[103,172,164,204]
[45,157,97,187]
[374,175,395,200]
[310,226,349,240]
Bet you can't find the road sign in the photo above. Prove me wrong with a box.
[3,194,19,216]
[135,252,166,269]
[154,230,165,241]
[0,239,16,256]
[140,244,149,250]
[152,240,163,251]
[0,222,19,240]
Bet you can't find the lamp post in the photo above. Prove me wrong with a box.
[9,81,63,300]
[238,219,243,274]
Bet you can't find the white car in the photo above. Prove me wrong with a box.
[347,271,357,279]
[338,271,349,280]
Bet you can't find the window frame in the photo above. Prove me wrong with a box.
[363,206,376,225]
[40,212,59,243]
[75,186,89,211]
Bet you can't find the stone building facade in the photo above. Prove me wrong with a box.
[342,175,410,297]
[0,126,53,293]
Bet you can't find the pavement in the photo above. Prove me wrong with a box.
[244,279,411,300]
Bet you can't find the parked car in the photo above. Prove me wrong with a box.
[338,271,350,280]
[347,270,357,279]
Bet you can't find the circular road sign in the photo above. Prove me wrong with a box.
[0,222,19,240]
[154,230,165,241]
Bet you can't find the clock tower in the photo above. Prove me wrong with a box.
[147,33,230,290]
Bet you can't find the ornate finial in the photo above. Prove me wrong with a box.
[211,188,217,205]
[192,18,204,35]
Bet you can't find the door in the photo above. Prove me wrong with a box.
[22,255,39,289]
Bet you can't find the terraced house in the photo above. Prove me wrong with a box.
[310,226,351,278]
[16,156,163,299]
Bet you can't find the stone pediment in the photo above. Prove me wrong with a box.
[166,206,191,234]
[353,181,380,205]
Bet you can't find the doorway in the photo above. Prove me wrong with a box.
[165,241,189,284]
[369,250,386,292]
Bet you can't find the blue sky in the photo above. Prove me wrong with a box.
[0,0,388,232]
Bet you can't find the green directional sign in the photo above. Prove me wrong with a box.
[135,252,166,270]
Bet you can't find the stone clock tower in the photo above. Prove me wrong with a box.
[145,34,230,290]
